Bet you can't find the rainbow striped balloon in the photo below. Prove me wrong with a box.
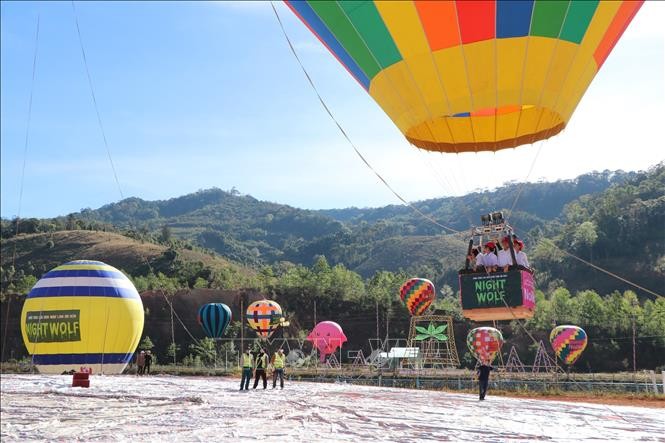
[399,278,435,316]
[20,260,144,374]
[550,325,588,365]
[287,1,642,153]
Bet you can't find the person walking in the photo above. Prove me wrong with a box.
[136,351,146,376]
[252,348,268,390]
[144,350,153,375]
[477,361,494,400]
[271,348,286,389]
[240,348,254,391]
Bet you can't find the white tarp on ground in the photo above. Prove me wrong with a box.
[1,374,663,442]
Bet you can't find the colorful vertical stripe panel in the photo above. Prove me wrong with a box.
[550,325,588,365]
[399,278,436,316]
[286,0,642,153]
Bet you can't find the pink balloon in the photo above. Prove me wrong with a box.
[307,321,348,362]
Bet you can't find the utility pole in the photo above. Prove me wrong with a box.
[313,299,317,327]
[170,295,176,365]
[631,299,637,372]
[375,300,379,341]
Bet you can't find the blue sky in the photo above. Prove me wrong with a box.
[1,1,664,218]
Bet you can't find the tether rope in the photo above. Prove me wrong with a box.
[1,13,40,368]
[540,239,663,298]
[270,2,459,235]
[71,1,124,200]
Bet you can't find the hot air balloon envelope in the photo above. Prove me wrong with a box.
[467,327,503,364]
[198,303,232,339]
[307,321,348,362]
[550,325,588,365]
[246,300,283,339]
[20,260,144,374]
[399,278,436,316]
[286,1,642,152]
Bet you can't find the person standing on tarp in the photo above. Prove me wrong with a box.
[144,350,153,375]
[477,361,494,400]
[271,348,286,389]
[240,348,254,391]
[253,348,268,389]
[136,351,146,376]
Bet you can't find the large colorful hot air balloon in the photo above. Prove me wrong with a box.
[550,325,588,365]
[307,321,348,362]
[286,1,642,152]
[20,260,144,374]
[246,300,284,339]
[198,303,232,339]
[466,327,503,364]
[399,278,435,316]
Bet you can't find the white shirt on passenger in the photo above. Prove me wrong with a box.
[483,252,498,268]
[515,250,530,268]
[497,249,513,267]
[474,253,485,268]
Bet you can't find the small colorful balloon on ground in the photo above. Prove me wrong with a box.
[197,303,232,339]
[550,325,588,365]
[246,300,283,339]
[467,327,503,364]
[307,321,347,362]
[20,260,144,374]
[399,278,435,316]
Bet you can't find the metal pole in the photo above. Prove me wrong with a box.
[313,299,317,327]
[170,294,176,365]
[632,311,636,372]
[375,300,379,342]
[240,297,244,355]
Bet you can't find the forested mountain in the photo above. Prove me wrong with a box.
[50,169,633,272]
[2,166,661,297]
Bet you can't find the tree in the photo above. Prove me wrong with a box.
[160,225,172,243]
[189,338,217,366]
[166,342,181,364]
[139,336,154,351]
[572,221,598,259]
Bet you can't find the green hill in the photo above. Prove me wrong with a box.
[0,230,256,294]
[59,169,633,271]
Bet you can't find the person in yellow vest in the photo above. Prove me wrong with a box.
[271,348,286,389]
[252,348,268,389]
[239,348,253,391]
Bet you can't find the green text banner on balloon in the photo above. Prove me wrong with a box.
[285,0,642,152]
[20,260,144,375]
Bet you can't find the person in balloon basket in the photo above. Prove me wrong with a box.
[497,236,514,272]
[240,348,254,391]
[477,360,494,401]
[271,348,286,389]
[136,350,146,376]
[253,348,269,390]
[513,239,530,270]
[481,242,498,273]
[144,350,153,375]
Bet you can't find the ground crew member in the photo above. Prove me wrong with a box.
[240,348,253,391]
[271,348,286,389]
[253,348,268,389]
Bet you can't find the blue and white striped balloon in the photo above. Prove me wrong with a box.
[197,303,232,339]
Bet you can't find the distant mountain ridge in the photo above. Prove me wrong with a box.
[61,169,635,274]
